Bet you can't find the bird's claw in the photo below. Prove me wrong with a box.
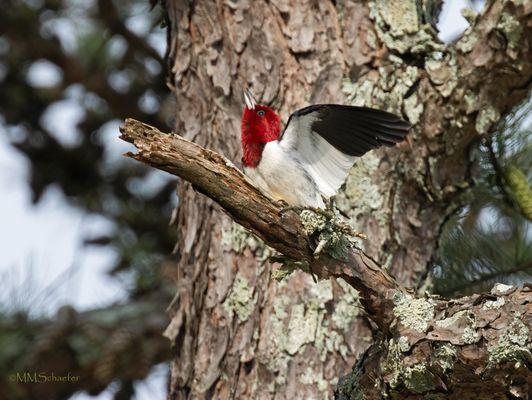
[277,200,367,241]
[332,218,367,240]
[278,201,301,215]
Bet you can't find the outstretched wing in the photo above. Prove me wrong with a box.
[279,104,410,197]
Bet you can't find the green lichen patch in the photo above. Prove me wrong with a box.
[425,52,458,98]
[382,338,405,388]
[300,210,328,236]
[383,338,440,394]
[332,279,361,331]
[299,367,329,392]
[461,8,478,25]
[312,280,362,362]
[497,12,522,50]
[299,210,354,260]
[263,294,292,384]
[310,279,335,304]
[482,297,506,310]
[371,0,443,54]
[342,78,375,108]
[270,257,310,282]
[315,317,345,362]
[342,152,389,230]
[404,92,424,125]
[435,343,457,372]
[375,0,419,34]
[464,91,479,114]
[433,310,480,345]
[222,274,257,322]
[285,303,319,355]
[488,315,531,365]
[403,364,436,393]
[475,105,500,135]
[397,336,410,352]
[461,325,480,345]
[221,222,272,263]
[456,31,479,53]
[270,266,295,281]
[265,283,328,360]
[260,279,355,393]
[379,65,420,113]
[393,292,435,333]
[342,62,420,114]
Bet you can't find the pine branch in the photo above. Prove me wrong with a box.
[0,293,172,400]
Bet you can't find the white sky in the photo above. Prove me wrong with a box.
[0,1,482,398]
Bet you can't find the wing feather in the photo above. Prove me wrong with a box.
[279,104,410,197]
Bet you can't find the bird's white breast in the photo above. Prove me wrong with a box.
[244,141,324,208]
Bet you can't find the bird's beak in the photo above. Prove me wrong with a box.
[243,88,257,110]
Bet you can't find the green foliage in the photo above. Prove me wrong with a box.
[433,214,531,296]
[433,102,532,297]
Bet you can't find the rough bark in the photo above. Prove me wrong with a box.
[120,117,531,398]
[152,0,531,398]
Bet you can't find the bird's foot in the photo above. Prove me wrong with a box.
[323,199,366,240]
[307,206,335,220]
[278,204,329,219]
[277,200,298,215]
[333,219,367,240]
[324,196,335,212]
[302,208,366,240]
[278,200,366,241]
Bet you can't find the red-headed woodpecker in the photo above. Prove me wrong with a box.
[241,89,411,208]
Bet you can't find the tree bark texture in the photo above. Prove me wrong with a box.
[157,0,531,398]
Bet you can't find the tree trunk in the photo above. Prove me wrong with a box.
[158,1,531,398]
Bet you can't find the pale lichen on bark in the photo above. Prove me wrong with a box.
[426,51,459,98]
[393,292,435,333]
[332,279,362,331]
[341,153,386,222]
[372,0,443,54]
[476,105,501,134]
[222,274,258,322]
[487,315,530,365]
[256,277,366,398]
[497,10,523,50]
[382,339,437,393]
[299,209,355,259]
[435,343,457,372]
[433,310,480,345]
[221,221,273,262]
[342,63,421,115]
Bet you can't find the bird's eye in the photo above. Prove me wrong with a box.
[257,110,265,117]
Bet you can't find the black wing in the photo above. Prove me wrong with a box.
[283,104,411,157]
[278,104,410,197]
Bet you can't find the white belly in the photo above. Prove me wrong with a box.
[244,141,324,208]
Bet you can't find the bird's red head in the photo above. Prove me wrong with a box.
[241,89,281,167]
